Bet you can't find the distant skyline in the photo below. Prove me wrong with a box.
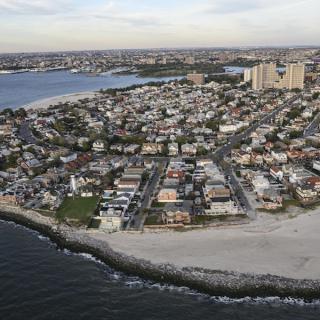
[1,0,320,53]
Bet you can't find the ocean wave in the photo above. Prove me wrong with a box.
[2,219,320,307]
[1,219,48,240]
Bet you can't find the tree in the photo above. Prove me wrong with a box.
[287,108,301,120]
[197,146,208,156]
[266,131,279,143]
[289,130,303,139]
[1,108,14,117]
[14,108,27,118]
[312,92,320,100]
[161,145,169,156]
[53,120,65,133]
[205,120,219,131]
[6,154,19,168]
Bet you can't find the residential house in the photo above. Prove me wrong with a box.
[181,143,197,157]
[158,188,177,202]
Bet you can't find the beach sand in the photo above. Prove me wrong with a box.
[22,91,97,110]
[93,210,320,280]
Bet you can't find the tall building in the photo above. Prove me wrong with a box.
[244,68,252,82]
[276,63,305,90]
[252,63,304,90]
[187,73,205,85]
[185,56,195,65]
[146,57,156,65]
[252,63,278,90]
[252,64,263,90]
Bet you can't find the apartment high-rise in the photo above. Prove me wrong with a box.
[185,56,195,65]
[187,73,205,85]
[252,64,263,90]
[252,63,305,90]
[252,63,278,90]
[276,63,305,90]
[243,68,252,82]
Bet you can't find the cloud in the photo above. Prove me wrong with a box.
[68,1,167,28]
[0,0,70,15]
[91,12,165,27]
[205,0,311,15]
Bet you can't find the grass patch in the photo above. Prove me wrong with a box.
[283,199,300,208]
[144,214,162,225]
[192,214,247,225]
[56,196,99,225]
[151,201,166,208]
[257,207,286,214]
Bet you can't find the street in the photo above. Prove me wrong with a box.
[213,95,301,219]
[19,121,38,144]
[129,161,165,230]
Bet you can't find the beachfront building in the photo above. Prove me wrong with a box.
[162,211,191,225]
[158,188,177,202]
[96,209,123,233]
[203,182,239,216]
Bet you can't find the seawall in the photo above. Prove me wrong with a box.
[1,204,320,300]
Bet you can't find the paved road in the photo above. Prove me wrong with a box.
[130,161,165,230]
[225,165,256,219]
[19,121,38,144]
[304,112,320,137]
[214,95,301,162]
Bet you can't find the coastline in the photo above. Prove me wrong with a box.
[22,91,98,111]
[1,204,320,300]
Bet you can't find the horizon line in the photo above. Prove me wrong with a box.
[1,45,320,55]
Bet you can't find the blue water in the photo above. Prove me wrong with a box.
[223,66,246,74]
[0,71,181,109]
[223,66,287,74]
[0,220,319,320]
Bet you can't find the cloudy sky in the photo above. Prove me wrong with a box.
[0,0,319,52]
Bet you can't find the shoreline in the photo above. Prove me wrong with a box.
[1,205,320,300]
[12,74,182,111]
[22,91,98,111]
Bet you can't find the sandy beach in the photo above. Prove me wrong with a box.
[22,91,97,110]
[2,203,320,298]
[94,210,320,280]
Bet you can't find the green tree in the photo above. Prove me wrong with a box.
[1,108,14,117]
[14,108,27,118]
[289,130,303,139]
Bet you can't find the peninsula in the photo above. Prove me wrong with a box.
[1,47,320,299]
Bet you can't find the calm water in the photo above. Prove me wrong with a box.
[0,221,319,320]
[0,71,180,109]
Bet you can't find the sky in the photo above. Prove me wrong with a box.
[0,0,319,53]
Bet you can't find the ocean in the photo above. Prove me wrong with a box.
[0,221,319,320]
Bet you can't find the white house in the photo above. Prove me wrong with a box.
[92,140,106,152]
[168,143,179,156]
